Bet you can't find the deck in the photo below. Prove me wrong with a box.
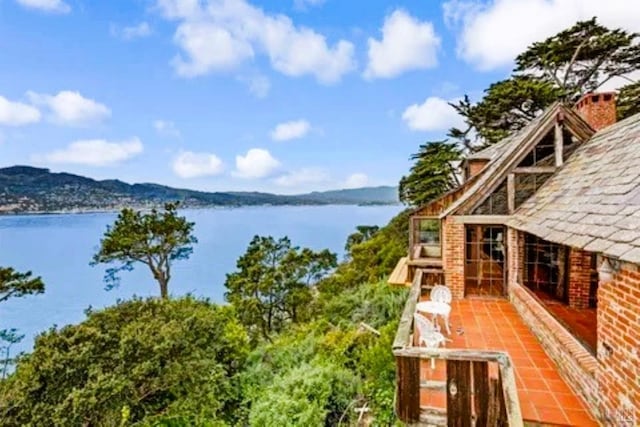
[418,298,597,426]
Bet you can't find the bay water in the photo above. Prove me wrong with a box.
[0,205,401,355]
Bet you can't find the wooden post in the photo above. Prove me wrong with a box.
[396,355,421,423]
[507,174,515,214]
[473,361,489,427]
[409,217,415,260]
[447,360,472,427]
[554,122,563,167]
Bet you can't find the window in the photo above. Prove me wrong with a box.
[465,225,506,296]
[411,217,441,258]
[514,173,553,209]
[473,179,508,215]
[523,234,568,302]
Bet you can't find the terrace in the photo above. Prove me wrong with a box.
[393,271,598,426]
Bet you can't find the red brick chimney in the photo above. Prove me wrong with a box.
[574,92,617,131]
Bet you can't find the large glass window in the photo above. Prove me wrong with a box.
[464,225,506,296]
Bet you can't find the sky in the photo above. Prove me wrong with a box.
[0,0,638,194]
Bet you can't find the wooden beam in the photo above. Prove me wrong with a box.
[392,270,422,349]
[512,166,556,174]
[452,215,511,225]
[555,121,564,167]
[507,173,515,214]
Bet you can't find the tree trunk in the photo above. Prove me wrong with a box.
[158,276,169,299]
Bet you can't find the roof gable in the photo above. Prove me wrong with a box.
[509,112,640,264]
[439,103,594,218]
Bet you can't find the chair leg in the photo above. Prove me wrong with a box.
[444,315,451,335]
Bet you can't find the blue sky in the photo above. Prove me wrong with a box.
[0,0,636,193]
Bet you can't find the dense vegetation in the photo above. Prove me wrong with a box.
[400,18,640,206]
[0,166,398,213]
[0,206,411,425]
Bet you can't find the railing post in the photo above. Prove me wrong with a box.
[396,355,421,423]
[473,361,489,427]
[446,360,472,427]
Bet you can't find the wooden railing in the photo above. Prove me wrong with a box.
[392,270,523,426]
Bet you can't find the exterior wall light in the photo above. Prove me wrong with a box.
[598,256,620,284]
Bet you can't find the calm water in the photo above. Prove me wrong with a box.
[0,205,401,355]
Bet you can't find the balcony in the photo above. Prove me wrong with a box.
[392,270,597,426]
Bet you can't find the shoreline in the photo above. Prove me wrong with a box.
[0,202,402,217]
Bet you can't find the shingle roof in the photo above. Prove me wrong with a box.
[467,137,512,160]
[509,112,640,264]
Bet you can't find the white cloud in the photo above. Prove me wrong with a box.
[234,148,280,179]
[38,137,143,166]
[364,9,440,79]
[402,96,464,132]
[157,0,356,84]
[27,90,111,126]
[172,22,255,76]
[445,0,640,70]
[172,150,224,178]
[154,120,181,138]
[0,96,41,126]
[274,167,330,187]
[344,173,369,189]
[111,22,152,40]
[293,0,325,11]
[15,0,70,13]
[238,74,271,98]
[270,119,310,141]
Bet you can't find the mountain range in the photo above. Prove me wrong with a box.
[0,166,399,214]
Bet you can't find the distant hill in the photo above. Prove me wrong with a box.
[0,166,399,214]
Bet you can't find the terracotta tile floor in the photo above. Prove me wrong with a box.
[417,298,598,426]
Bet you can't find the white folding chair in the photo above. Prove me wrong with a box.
[430,285,452,335]
[414,312,446,369]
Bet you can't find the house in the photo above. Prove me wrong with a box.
[390,93,639,425]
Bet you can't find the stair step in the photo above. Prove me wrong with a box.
[420,406,447,426]
[420,380,446,391]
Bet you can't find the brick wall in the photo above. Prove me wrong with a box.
[507,227,640,425]
[596,262,640,425]
[443,216,465,300]
[507,228,600,417]
[568,248,592,309]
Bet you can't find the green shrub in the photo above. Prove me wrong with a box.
[0,297,249,426]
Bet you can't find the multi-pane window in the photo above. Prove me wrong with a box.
[523,234,568,302]
[465,225,506,296]
[472,179,508,215]
[514,173,553,208]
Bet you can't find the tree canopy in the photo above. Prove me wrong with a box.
[451,18,640,148]
[91,202,197,298]
[0,297,249,426]
[402,18,640,207]
[225,236,337,341]
[0,267,44,304]
[399,141,461,206]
